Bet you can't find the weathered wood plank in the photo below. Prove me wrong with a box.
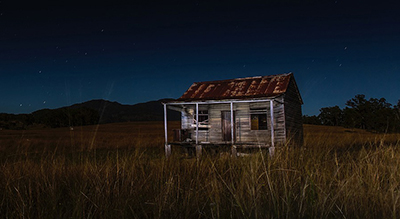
[171,93,300,146]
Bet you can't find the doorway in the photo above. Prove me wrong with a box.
[221,111,235,142]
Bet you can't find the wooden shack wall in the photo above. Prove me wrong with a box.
[283,78,304,146]
[181,100,286,145]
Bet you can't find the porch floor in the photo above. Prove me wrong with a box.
[168,141,271,148]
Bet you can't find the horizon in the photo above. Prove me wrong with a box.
[1,93,399,117]
[0,98,172,115]
[1,1,399,115]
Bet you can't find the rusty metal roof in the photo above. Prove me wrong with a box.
[177,73,295,101]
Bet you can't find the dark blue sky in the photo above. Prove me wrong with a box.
[1,0,399,115]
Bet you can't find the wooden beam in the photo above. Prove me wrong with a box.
[270,100,275,148]
[167,105,185,113]
[164,103,168,145]
[196,144,202,158]
[165,98,277,105]
[230,102,234,145]
[231,145,237,157]
[269,146,275,157]
[196,103,199,144]
[163,103,171,158]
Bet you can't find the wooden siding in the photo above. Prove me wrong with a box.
[208,103,230,143]
[283,78,303,146]
[178,99,288,145]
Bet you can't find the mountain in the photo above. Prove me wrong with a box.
[68,99,180,123]
[0,99,180,129]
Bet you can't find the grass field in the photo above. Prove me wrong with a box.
[1,122,400,218]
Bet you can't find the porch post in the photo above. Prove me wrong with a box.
[163,103,171,158]
[195,103,199,144]
[269,100,275,156]
[195,103,202,158]
[230,102,234,145]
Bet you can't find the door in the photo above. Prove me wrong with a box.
[221,111,235,142]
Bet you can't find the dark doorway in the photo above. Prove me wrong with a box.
[221,111,235,142]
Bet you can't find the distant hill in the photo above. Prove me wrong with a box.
[68,99,180,123]
[0,99,180,129]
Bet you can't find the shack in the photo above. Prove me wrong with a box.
[163,73,303,157]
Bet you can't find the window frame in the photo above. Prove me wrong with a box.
[194,109,209,131]
[250,108,268,130]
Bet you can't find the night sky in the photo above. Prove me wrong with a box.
[1,0,399,115]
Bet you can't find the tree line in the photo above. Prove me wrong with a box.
[0,107,99,130]
[303,94,400,133]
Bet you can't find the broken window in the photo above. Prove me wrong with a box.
[194,110,209,130]
[250,108,268,130]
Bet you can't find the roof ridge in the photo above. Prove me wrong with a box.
[194,72,292,84]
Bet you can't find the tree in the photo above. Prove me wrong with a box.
[393,100,400,132]
[31,107,99,128]
[344,95,396,132]
[302,115,321,125]
[318,106,343,126]
[345,94,369,129]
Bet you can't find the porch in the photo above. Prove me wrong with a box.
[163,98,278,158]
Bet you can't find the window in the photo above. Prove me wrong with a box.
[194,110,209,130]
[250,108,268,130]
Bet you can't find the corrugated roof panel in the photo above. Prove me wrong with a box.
[245,79,260,96]
[258,78,271,95]
[178,73,293,101]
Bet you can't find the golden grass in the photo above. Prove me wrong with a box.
[0,121,180,153]
[1,123,400,218]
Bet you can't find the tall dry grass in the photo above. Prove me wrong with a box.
[1,123,400,218]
